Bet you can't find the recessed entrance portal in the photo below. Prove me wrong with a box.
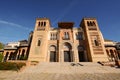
[64,51,71,62]
[78,51,85,62]
[63,42,72,62]
[50,51,56,62]
[49,45,57,62]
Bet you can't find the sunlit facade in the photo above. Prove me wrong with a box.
[2,17,120,62]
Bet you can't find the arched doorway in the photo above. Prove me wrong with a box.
[9,52,14,60]
[49,45,57,62]
[78,45,86,62]
[63,42,72,62]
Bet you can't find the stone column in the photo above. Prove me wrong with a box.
[20,50,22,60]
[74,49,79,62]
[15,51,19,60]
[24,49,26,57]
[60,50,63,62]
[115,50,119,60]
[47,50,50,62]
[7,53,10,61]
[3,53,6,62]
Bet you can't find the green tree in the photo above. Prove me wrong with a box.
[0,42,4,62]
[0,42,4,49]
[0,54,3,62]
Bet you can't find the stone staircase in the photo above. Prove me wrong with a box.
[22,62,120,74]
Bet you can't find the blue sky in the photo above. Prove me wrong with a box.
[0,0,120,44]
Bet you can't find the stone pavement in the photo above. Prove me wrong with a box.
[0,62,120,80]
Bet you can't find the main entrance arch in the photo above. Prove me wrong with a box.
[49,45,57,62]
[63,42,72,62]
[78,45,87,62]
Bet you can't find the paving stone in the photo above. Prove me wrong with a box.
[0,62,120,80]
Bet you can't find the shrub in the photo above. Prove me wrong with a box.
[20,56,28,60]
[0,53,3,62]
[0,62,26,71]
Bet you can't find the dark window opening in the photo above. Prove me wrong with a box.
[64,51,71,62]
[93,21,96,26]
[44,22,46,26]
[87,21,90,26]
[90,21,93,26]
[38,40,41,46]
[94,40,99,46]
[78,51,85,62]
[38,22,40,26]
[41,22,43,26]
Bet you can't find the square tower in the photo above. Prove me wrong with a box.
[81,18,108,62]
[28,18,51,62]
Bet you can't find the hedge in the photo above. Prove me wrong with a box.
[0,62,26,71]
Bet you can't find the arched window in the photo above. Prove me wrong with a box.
[41,22,43,26]
[38,22,40,26]
[37,40,41,46]
[90,21,93,26]
[87,21,90,26]
[93,21,96,26]
[44,22,46,26]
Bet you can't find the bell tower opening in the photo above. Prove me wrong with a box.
[35,18,50,31]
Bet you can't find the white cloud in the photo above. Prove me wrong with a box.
[0,20,31,31]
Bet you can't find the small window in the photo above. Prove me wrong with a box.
[87,21,90,26]
[44,22,46,26]
[93,21,96,26]
[50,33,57,40]
[63,32,69,40]
[38,22,40,26]
[38,40,41,46]
[94,40,99,46]
[41,22,43,26]
[50,34,52,40]
[90,21,93,26]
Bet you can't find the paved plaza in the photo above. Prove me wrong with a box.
[0,62,120,80]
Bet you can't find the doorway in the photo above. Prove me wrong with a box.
[50,51,56,62]
[64,51,71,62]
[78,51,85,62]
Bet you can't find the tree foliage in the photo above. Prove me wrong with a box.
[0,54,3,62]
[0,42,4,49]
